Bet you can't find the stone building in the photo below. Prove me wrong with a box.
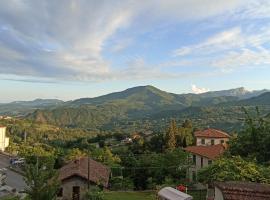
[58,157,110,200]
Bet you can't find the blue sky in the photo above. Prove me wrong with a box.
[0,0,270,102]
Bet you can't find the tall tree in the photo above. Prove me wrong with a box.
[229,108,270,164]
[165,119,177,150]
[23,156,59,200]
[198,156,270,184]
[175,120,194,147]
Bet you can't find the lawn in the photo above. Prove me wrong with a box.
[104,191,156,200]
[104,190,206,200]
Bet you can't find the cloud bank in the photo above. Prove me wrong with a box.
[0,0,269,82]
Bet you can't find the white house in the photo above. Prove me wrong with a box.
[184,128,229,181]
[194,128,230,146]
[0,126,9,152]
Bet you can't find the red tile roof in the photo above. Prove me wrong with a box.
[194,128,230,138]
[59,157,110,188]
[215,181,270,200]
[184,144,225,160]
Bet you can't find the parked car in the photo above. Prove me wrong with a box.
[10,158,25,166]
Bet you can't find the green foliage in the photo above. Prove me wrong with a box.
[64,148,87,162]
[165,120,177,150]
[85,186,105,200]
[119,149,188,190]
[23,157,60,200]
[198,156,270,184]
[91,147,121,167]
[229,108,270,164]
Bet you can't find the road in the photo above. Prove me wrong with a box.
[0,154,26,191]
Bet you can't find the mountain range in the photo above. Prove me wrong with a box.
[1,86,269,131]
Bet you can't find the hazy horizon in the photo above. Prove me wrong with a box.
[1,84,269,104]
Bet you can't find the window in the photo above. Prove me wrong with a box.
[57,188,63,197]
[211,139,215,145]
[220,140,224,144]
[208,160,212,165]
[201,139,205,145]
[201,157,203,168]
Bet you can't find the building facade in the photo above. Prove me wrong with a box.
[184,128,229,181]
[58,157,110,200]
[0,126,9,152]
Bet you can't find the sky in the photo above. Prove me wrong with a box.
[0,0,270,102]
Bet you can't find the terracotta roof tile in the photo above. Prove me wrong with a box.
[214,181,270,200]
[184,144,225,160]
[59,157,110,188]
[194,128,230,138]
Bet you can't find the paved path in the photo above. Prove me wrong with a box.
[0,154,26,191]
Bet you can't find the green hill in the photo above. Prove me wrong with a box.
[26,86,270,130]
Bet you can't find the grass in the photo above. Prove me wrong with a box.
[104,191,156,200]
[104,190,207,200]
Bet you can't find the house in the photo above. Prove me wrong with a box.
[184,128,229,181]
[58,157,110,200]
[194,128,230,146]
[184,144,225,181]
[0,126,9,152]
[212,181,270,200]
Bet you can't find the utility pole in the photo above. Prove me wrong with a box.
[87,149,90,190]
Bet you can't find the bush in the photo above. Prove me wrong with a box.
[85,186,104,200]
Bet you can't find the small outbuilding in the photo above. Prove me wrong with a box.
[158,187,193,200]
[58,157,110,200]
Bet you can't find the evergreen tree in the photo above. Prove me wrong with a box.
[165,119,177,150]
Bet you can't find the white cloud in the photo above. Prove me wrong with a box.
[173,27,243,56]
[173,24,270,72]
[0,0,269,81]
[191,85,210,94]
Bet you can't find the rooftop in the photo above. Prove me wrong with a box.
[194,128,230,138]
[59,157,110,188]
[184,144,225,160]
[215,181,270,200]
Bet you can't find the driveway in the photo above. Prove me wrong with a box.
[0,153,26,191]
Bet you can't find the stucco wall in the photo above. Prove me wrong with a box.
[195,155,209,169]
[214,187,224,200]
[196,137,228,146]
[0,127,8,151]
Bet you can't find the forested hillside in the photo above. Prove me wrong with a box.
[25,86,270,132]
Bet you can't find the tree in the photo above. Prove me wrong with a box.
[91,147,121,167]
[198,156,270,184]
[23,156,59,200]
[64,148,86,162]
[165,119,177,150]
[228,108,270,164]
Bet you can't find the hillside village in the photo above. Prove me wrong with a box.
[0,107,270,200]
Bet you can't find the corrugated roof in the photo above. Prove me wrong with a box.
[158,187,193,200]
